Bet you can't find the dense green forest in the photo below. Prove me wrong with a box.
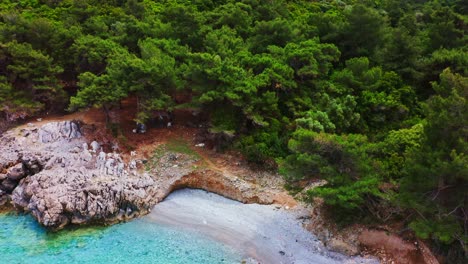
[0,0,466,260]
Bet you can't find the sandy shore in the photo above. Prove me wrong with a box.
[147,189,378,264]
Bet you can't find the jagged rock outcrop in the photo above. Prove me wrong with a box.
[0,121,160,230]
[0,119,293,231]
[6,163,27,181]
[12,168,158,229]
[1,155,35,193]
[38,120,82,143]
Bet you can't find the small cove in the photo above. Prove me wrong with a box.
[0,189,378,264]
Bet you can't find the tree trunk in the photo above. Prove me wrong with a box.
[103,105,110,124]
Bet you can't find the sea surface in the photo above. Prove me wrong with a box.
[0,211,241,264]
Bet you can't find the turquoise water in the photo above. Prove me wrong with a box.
[0,212,242,264]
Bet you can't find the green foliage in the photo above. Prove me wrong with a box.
[331,57,417,132]
[375,123,424,180]
[165,139,201,159]
[0,41,63,119]
[71,36,126,74]
[1,0,467,256]
[209,105,242,134]
[248,18,296,54]
[398,69,467,245]
[295,110,336,133]
[280,129,382,213]
[337,4,390,61]
[0,76,41,117]
[236,129,286,165]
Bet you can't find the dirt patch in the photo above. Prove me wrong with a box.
[359,230,439,264]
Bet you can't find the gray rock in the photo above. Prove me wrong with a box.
[38,121,81,143]
[0,118,160,229]
[0,120,190,231]
[129,159,137,170]
[69,147,81,153]
[90,141,100,152]
[97,151,106,172]
[105,158,115,175]
[11,169,158,229]
[116,162,124,177]
[6,163,26,181]
[44,156,57,170]
[0,173,7,181]
[1,178,18,192]
[81,149,92,162]
[22,156,44,175]
[111,143,119,152]
[0,189,8,206]
[21,129,30,137]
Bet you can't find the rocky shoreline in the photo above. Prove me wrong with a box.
[0,120,294,230]
[0,120,439,263]
[1,120,154,229]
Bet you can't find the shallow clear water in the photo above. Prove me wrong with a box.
[0,212,241,264]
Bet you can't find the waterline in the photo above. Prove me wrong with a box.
[0,211,241,264]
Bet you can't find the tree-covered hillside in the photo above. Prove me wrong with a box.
[0,0,466,261]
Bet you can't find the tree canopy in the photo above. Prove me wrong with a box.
[0,0,466,260]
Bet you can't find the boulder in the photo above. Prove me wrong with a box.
[90,141,100,152]
[38,121,81,143]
